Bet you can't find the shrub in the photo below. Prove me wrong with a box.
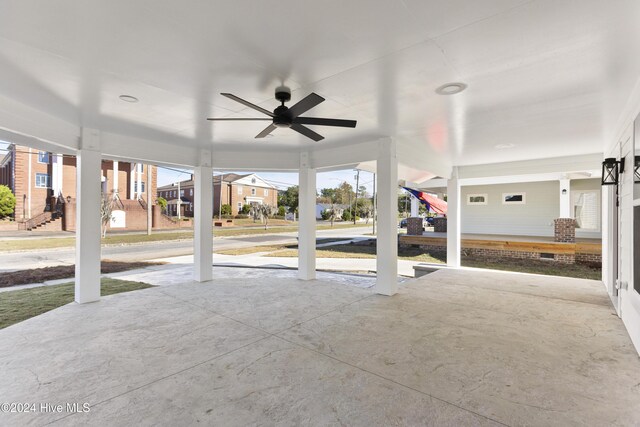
[234,214,249,219]
[277,205,286,216]
[220,204,232,215]
[321,209,332,220]
[341,210,352,221]
[156,196,167,212]
[0,185,16,218]
[241,204,251,214]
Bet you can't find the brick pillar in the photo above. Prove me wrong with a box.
[406,217,423,235]
[434,217,447,233]
[63,199,76,231]
[152,204,161,228]
[554,218,576,243]
[554,218,576,264]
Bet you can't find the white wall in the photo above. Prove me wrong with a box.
[461,181,559,237]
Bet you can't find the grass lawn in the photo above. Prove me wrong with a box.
[0,260,164,288]
[0,223,371,252]
[264,242,601,280]
[214,238,351,256]
[0,278,154,329]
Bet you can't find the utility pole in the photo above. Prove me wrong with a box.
[372,173,376,235]
[146,164,152,235]
[353,169,360,225]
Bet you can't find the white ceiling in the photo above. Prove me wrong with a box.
[1,0,639,170]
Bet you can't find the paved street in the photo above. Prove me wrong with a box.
[0,227,373,272]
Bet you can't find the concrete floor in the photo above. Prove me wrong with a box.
[1,268,639,426]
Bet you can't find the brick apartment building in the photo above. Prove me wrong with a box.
[157,173,278,217]
[0,144,156,228]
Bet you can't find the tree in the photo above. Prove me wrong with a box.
[278,186,299,213]
[341,210,352,221]
[353,198,373,223]
[357,185,369,198]
[0,185,16,218]
[277,205,286,216]
[336,181,354,205]
[100,193,114,238]
[250,204,276,230]
[156,196,167,213]
[241,204,251,214]
[220,204,232,216]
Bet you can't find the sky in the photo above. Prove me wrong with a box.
[0,139,376,195]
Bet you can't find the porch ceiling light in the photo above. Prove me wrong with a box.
[601,157,624,186]
[435,82,467,95]
[635,156,640,183]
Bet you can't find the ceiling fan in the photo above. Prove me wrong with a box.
[207,86,357,142]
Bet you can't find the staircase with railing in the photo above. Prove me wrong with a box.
[20,197,65,231]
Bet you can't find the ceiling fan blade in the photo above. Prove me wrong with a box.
[220,93,274,117]
[293,117,357,128]
[255,124,277,138]
[288,93,325,118]
[207,118,272,121]
[291,123,324,142]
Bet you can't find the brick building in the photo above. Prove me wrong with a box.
[157,173,278,217]
[0,144,156,226]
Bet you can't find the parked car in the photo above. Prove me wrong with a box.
[399,218,408,228]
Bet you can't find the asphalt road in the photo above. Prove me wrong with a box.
[0,227,373,272]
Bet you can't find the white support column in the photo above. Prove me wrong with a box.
[51,154,59,196]
[75,129,102,304]
[298,152,316,280]
[447,167,461,267]
[376,138,398,296]
[410,196,419,217]
[194,150,213,282]
[147,164,152,235]
[112,160,119,196]
[136,163,143,200]
[57,154,63,197]
[129,163,135,200]
[559,177,571,218]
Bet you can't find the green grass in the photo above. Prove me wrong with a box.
[265,243,601,280]
[0,278,154,329]
[0,223,371,252]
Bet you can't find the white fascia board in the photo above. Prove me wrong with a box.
[457,153,603,180]
[0,94,80,152]
[100,132,197,167]
[0,129,77,156]
[212,148,300,171]
[309,139,381,169]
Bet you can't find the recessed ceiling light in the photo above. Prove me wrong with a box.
[435,82,467,95]
[495,143,515,149]
[119,95,139,103]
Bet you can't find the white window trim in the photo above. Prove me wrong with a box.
[37,151,49,164]
[502,192,526,205]
[237,186,243,195]
[35,173,50,188]
[467,194,488,205]
[251,188,256,196]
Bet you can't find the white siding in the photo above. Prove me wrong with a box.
[461,181,559,237]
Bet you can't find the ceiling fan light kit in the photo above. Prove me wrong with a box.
[207,86,357,142]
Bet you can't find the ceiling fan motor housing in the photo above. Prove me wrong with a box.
[273,105,292,127]
[275,86,291,103]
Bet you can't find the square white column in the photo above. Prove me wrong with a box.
[57,154,63,196]
[136,163,143,199]
[298,153,316,280]
[446,168,461,267]
[376,139,398,296]
[194,161,213,282]
[75,130,102,304]
[410,195,419,217]
[129,163,135,199]
[112,160,119,196]
[559,178,571,218]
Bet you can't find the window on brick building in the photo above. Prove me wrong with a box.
[35,173,50,188]
[237,202,242,211]
[134,182,145,193]
[237,186,243,195]
[264,189,268,196]
[190,189,193,196]
[251,188,256,196]
[37,152,49,164]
